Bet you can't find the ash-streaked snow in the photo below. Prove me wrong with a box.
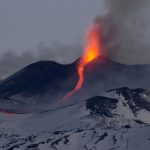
[0,87,150,150]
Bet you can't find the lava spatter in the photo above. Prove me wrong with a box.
[63,17,102,100]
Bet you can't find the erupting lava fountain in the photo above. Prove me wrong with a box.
[63,17,102,100]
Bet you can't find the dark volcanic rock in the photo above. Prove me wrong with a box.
[86,96,118,117]
[108,87,150,114]
[0,61,78,102]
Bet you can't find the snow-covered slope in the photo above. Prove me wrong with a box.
[0,87,150,150]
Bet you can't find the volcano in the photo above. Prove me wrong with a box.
[0,55,150,150]
[0,56,150,113]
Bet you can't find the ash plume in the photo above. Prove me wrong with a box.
[102,0,150,64]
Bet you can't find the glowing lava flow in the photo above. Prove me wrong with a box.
[63,19,102,100]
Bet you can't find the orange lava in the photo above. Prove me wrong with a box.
[63,19,102,100]
[0,110,16,115]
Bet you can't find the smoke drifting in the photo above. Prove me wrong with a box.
[102,0,150,64]
[1,0,150,79]
[0,42,81,79]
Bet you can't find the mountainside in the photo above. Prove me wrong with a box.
[0,87,150,150]
[0,61,78,112]
[1,56,150,112]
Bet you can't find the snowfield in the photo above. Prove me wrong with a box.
[0,87,150,150]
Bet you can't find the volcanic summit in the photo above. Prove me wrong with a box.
[0,54,150,113]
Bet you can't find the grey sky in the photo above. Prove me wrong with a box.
[1,0,150,79]
[0,0,104,53]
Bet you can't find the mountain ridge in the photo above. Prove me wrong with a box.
[0,56,150,112]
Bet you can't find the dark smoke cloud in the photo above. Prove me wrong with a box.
[0,42,82,79]
[102,0,150,64]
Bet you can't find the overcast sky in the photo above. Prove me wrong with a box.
[0,0,104,54]
[1,0,150,79]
